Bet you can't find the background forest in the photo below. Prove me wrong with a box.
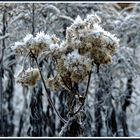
[0,2,140,137]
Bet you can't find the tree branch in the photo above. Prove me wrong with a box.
[0,7,7,136]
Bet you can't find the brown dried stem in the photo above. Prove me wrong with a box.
[30,51,67,124]
[73,69,92,115]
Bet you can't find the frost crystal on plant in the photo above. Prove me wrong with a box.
[12,32,56,57]
[23,34,34,45]
[84,13,101,29]
[52,50,92,90]
[65,14,120,66]
[46,76,61,91]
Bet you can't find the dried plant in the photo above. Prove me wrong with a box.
[12,13,119,137]
[1,2,140,137]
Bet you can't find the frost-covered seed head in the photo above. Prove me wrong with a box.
[91,48,112,65]
[66,14,119,65]
[84,14,101,29]
[55,50,92,88]
[12,32,56,57]
[47,77,61,91]
[65,13,119,66]
[16,68,40,86]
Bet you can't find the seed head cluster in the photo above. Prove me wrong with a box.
[12,32,60,57]
[14,14,119,89]
[64,14,119,65]
[46,50,92,91]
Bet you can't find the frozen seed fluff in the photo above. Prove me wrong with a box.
[16,68,40,86]
[47,50,92,91]
[46,76,61,91]
[65,14,120,65]
[55,50,92,89]
[12,32,60,58]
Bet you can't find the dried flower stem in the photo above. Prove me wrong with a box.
[85,70,92,97]
[30,51,67,124]
[73,69,92,115]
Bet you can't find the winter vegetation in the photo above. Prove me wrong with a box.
[0,2,140,137]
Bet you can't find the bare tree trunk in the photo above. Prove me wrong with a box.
[94,90,103,136]
[0,59,4,136]
[17,86,28,136]
[96,68,118,137]
[3,57,15,136]
[105,96,117,136]
[32,3,35,36]
[0,7,6,136]
[28,81,45,136]
[119,77,132,136]
[94,72,104,136]
[104,75,118,137]
[44,93,56,136]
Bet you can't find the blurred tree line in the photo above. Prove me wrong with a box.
[0,3,140,137]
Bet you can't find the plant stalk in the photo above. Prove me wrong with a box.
[32,53,67,124]
[73,70,92,115]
